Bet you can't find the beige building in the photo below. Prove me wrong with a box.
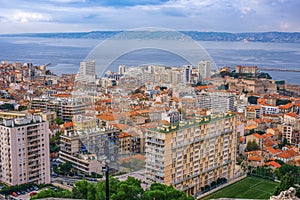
[145,113,237,196]
[278,124,294,144]
[59,126,120,175]
[0,115,50,186]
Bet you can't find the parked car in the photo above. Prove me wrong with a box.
[12,192,18,197]
[30,191,38,197]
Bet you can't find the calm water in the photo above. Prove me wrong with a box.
[0,37,299,85]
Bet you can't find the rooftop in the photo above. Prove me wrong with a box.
[149,113,236,133]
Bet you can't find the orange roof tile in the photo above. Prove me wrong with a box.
[248,155,262,162]
[245,124,258,130]
[265,161,281,168]
[247,105,262,109]
[119,132,131,138]
[96,113,115,121]
[253,133,263,139]
[240,137,245,143]
[63,122,73,127]
[276,149,299,159]
[279,103,293,109]
[112,124,130,130]
[285,112,297,118]
[265,147,281,155]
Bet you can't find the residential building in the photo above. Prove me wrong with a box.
[182,65,192,83]
[59,124,120,175]
[198,60,211,79]
[75,61,96,83]
[145,113,237,196]
[278,124,293,144]
[235,66,258,75]
[0,115,50,186]
[118,65,126,75]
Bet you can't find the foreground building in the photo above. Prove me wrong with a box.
[0,115,50,186]
[59,122,120,175]
[146,113,237,196]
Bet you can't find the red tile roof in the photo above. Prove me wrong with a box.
[285,112,297,118]
[253,133,263,139]
[265,147,281,155]
[279,103,293,109]
[276,149,299,159]
[248,155,262,162]
[265,161,281,168]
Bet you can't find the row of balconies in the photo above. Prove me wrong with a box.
[172,159,232,185]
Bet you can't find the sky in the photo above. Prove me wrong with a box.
[0,0,299,34]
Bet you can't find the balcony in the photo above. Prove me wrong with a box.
[172,159,232,185]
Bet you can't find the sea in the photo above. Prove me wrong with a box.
[0,36,299,85]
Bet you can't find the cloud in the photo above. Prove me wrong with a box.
[48,0,86,3]
[11,10,52,23]
[280,22,290,31]
[240,7,256,15]
[0,0,299,33]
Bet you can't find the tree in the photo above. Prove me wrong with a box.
[143,190,166,200]
[59,161,72,175]
[50,131,61,153]
[111,176,144,200]
[143,182,194,200]
[18,106,27,111]
[31,177,194,200]
[275,172,295,195]
[279,138,288,149]
[72,179,90,199]
[87,183,96,200]
[246,140,260,151]
[275,164,299,180]
[54,118,64,125]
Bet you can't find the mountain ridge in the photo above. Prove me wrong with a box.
[1,31,300,43]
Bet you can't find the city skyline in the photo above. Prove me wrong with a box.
[0,0,300,34]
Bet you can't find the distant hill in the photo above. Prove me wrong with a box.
[1,31,300,43]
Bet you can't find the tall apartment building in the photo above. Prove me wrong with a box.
[75,61,96,83]
[146,113,237,196]
[118,65,126,75]
[198,60,211,80]
[278,124,294,144]
[182,65,192,83]
[0,115,50,186]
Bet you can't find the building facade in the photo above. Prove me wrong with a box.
[0,115,50,186]
[145,113,237,196]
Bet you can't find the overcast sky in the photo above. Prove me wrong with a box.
[0,0,299,34]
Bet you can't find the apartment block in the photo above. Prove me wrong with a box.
[59,126,120,175]
[145,113,237,196]
[31,98,85,122]
[0,115,50,186]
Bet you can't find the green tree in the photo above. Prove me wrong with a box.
[275,172,295,195]
[143,182,194,200]
[275,164,299,180]
[72,179,89,199]
[54,118,64,125]
[87,183,96,200]
[18,105,27,111]
[95,176,120,200]
[60,161,72,175]
[279,138,288,149]
[111,176,144,200]
[246,140,260,151]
